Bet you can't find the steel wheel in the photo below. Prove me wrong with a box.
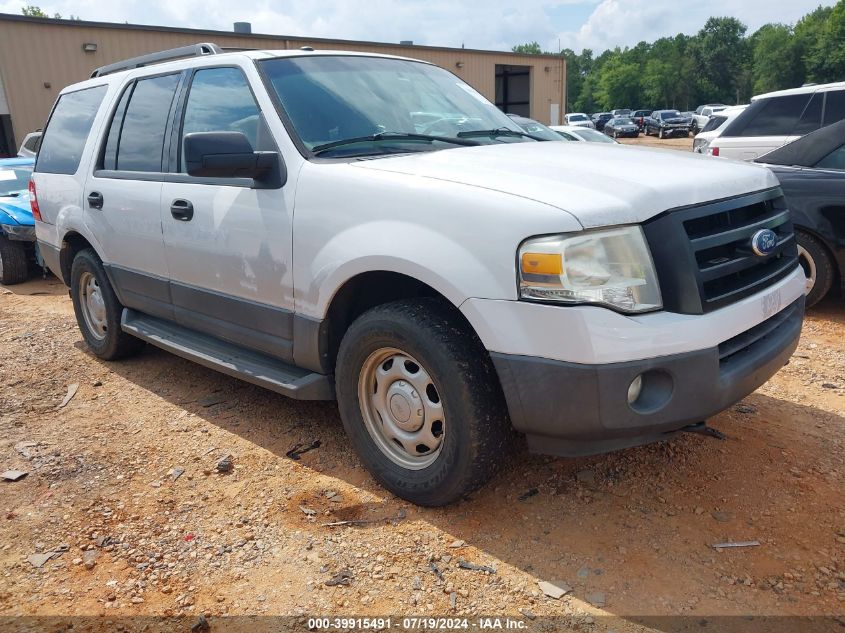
[357,347,445,470]
[79,271,107,340]
[797,243,817,295]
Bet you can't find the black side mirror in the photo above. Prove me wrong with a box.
[184,131,285,188]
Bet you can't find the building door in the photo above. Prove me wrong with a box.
[495,65,531,117]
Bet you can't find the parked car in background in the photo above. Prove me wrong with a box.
[564,112,595,128]
[631,109,652,131]
[0,157,40,284]
[507,114,568,141]
[690,104,728,135]
[32,44,806,506]
[591,112,613,131]
[603,116,639,139]
[611,108,632,118]
[17,131,42,158]
[550,125,619,143]
[645,110,691,138]
[708,81,845,160]
[755,118,845,306]
[693,105,747,154]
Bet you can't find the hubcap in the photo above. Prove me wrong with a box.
[358,347,445,470]
[79,271,107,340]
[797,244,816,294]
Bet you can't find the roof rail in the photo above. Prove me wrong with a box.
[90,42,223,78]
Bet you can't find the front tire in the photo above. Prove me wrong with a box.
[796,230,834,308]
[70,248,145,360]
[0,235,29,285]
[658,128,665,139]
[335,298,513,506]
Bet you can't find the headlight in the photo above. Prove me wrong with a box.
[518,226,662,313]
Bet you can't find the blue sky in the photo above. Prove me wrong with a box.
[0,0,836,53]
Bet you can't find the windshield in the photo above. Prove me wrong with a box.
[612,118,634,125]
[513,119,566,141]
[573,128,616,143]
[660,111,682,119]
[259,55,525,157]
[0,165,32,196]
[569,114,588,121]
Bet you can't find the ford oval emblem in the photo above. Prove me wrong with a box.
[750,229,778,257]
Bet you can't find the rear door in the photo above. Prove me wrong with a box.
[160,64,296,362]
[83,71,183,320]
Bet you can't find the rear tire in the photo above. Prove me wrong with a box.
[335,298,513,506]
[796,230,834,308]
[70,248,145,360]
[0,235,29,285]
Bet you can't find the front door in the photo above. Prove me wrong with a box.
[160,66,296,361]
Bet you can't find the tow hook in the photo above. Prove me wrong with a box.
[680,421,727,440]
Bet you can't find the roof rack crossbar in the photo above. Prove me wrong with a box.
[90,42,223,78]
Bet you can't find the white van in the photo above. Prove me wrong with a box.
[708,81,845,160]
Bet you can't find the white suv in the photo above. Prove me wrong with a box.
[31,44,806,505]
[708,81,845,160]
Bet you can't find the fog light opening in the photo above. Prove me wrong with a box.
[627,369,674,414]
[627,374,643,405]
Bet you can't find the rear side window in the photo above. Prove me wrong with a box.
[179,67,261,172]
[728,93,811,137]
[102,73,180,172]
[702,115,727,133]
[36,85,106,174]
[823,90,845,127]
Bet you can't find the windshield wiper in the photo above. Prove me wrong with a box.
[312,132,479,156]
[456,128,545,141]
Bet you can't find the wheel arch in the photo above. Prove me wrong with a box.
[317,270,484,374]
[58,231,100,286]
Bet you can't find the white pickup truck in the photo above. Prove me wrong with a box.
[691,104,728,134]
[31,44,805,505]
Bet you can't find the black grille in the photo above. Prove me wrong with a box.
[718,298,801,368]
[643,188,799,314]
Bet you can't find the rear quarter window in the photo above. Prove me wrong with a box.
[36,85,107,175]
[723,93,811,138]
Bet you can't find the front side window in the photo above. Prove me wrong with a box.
[794,92,822,135]
[102,73,180,172]
[36,85,106,175]
[180,67,262,171]
[815,144,845,171]
[259,55,522,156]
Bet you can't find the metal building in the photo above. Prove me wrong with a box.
[0,13,565,155]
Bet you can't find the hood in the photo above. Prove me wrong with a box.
[663,117,689,125]
[0,191,33,225]
[351,142,778,228]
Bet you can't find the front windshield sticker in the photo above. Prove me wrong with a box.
[455,82,490,104]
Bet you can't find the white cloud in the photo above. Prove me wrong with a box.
[0,0,837,53]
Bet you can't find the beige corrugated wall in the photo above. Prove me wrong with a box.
[0,15,565,145]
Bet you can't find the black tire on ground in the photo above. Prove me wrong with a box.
[0,235,29,285]
[796,230,835,308]
[70,248,145,360]
[658,128,665,139]
[335,297,514,506]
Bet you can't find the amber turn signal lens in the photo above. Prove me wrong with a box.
[521,252,563,275]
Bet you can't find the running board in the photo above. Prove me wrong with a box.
[120,309,334,400]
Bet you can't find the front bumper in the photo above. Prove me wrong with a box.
[1,223,35,241]
[490,296,804,457]
[661,126,689,136]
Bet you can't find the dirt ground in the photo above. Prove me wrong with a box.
[1,137,843,632]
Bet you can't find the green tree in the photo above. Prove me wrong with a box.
[695,17,750,103]
[21,5,62,18]
[808,1,845,82]
[751,24,801,94]
[595,53,641,109]
[511,42,543,55]
[794,5,835,82]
